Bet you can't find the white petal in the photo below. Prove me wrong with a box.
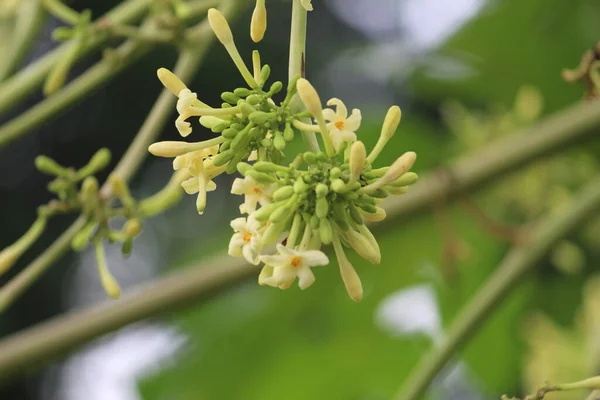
[345,109,362,131]
[326,98,347,120]
[301,250,329,267]
[248,150,258,161]
[272,266,298,286]
[228,234,245,256]
[275,243,297,258]
[260,254,290,268]
[258,265,275,286]
[230,217,247,232]
[297,267,316,289]
[231,178,247,195]
[322,108,337,122]
[242,243,260,265]
[175,119,191,137]
[181,177,199,194]
[206,180,217,192]
[173,155,186,171]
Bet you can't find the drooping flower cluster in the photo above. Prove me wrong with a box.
[148,7,418,301]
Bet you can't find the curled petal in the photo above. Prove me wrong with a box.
[326,98,348,120]
[175,118,192,137]
[297,268,316,289]
[345,109,362,131]
[322,108,337,122]
[230,217,247,232]
[228,234,245,257]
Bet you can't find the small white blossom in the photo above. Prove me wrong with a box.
[231,176,276,214]
[259,244,329,289]
[173,145,220,213]
[175,89,203,137]
[322,98,361,151]
[229,216,263,264]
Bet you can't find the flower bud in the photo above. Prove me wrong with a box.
[268,81,283,95]
[316,197,329,218]
[261,65,272,84]
[221,91,240,104]
[246,94,261,105]
[296,78,323,118]
[315,183,329,197]
[349,141,366,182]
[293,179,308,194]
[262,221,285,245]
[361,206,386,222]
[389,172,419,187]
[381,105,401,141]
[157,68,187,96]
[273,186,295,201]
[212,149,234,166]
[273,131,286,151]
[319,218,333,245]
[253,203,279,221]
[234,88,252,97]
[71,222,97,251]
[207,8,233,46]
[199,116,225,129]
[0,248,17,275]
[246,170,276,184]
[283,123,294,142]
[123,219,142,238]
[346,229,381,264]
[77,148,111,178]
[250,0,267,43]
[35,156,67,176]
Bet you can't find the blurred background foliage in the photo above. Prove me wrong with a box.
[1,0,600,399]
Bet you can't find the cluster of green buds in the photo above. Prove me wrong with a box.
[0,149,186,299]
[147,6,418,301]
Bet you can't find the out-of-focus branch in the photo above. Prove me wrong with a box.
[0,97,599,378]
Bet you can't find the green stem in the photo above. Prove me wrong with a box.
[288,0,319,153]
[41,0,80,25]
[0,0,153,117]
[138,170,188,217]
[0,97,599,375]
[0,0,243,316]
[0,0,45,82]
[0,21,157,149]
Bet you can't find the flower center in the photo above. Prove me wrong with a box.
[243,233,253,242]
[334,120,345,130]
[252,187,261,194]
[290,256,302,268]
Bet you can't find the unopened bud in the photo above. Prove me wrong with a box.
[148,141,208,157]
[208,8,233,46]
[296,78,323,118]
[273,186,295,202]
[349,141,366,182]
[381,105,401,141]
[77,148,111,178]
[157,68,187,96]
[35,156,66,176]
[123,219,142,238]
[250,0,267,43]
[0,248,17,275]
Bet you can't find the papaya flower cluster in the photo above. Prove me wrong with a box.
[148,8,418,301]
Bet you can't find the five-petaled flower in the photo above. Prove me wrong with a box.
[231,175,276,214]
[229,216,263,264]
[259,244,329,289]
[323,98,361,151]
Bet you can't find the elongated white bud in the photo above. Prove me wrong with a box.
[207,8,233,46]
[250,0,267,43]
[349,141,366,183]
[157,68,187,96]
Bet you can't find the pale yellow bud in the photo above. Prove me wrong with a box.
[296,78,323,118]
[381,105,401,141]
[208,8,233,46]
[349,141,366,182]
[332,234,363,302]
[157,68,187,96]
[368,105,402,164]
[386,152,416,182]
[148,141,208,158]
[346,229,380,264]
[361,207,386,222]
[123,219,142,238]
[250,0,267,43]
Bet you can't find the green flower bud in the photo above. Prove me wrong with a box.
[121,238,133,257]
[303,152,317,164]
[357,203,377,214]
[359,194,376,205]
[286,75,300,100]
[261,64,271,84]
[330,167,341,179]
[35,156,67,176]
[221,127,238,139]
[254,161,281,173]
[71,222,97,251]
[315,183,329,197]
[370,189,389,198]
[331,178,347,193]
[240,102,256,116]
[249,111,274,125]
[124,219,142,238]
[200,116,225,129]
[212,149,234,166]
[262,221,286,245]
[310,215,319,229]
[389,172,419,187]
[273,131,286,151]
[316,152,329,162]
[246,94,262,105]
[236,162,252,175]
[293,178,309,193]
[77,148,111,178]
[316,197,329,218]
[231,127,252,151]
[220,140,231,152]
[234,87,253,97]
[268,81,283,95]
[226,152,247,174]
[253,202,280,221]
[270,203,293,223]
[246,170,277,184]
[221,91,240,104]
[260,138,272,148]
[230,122,245,130]
[273,185,295,201]
[319,218,333,245]
[211,120,231,133]
[348,203,364,225]
[283,123,294,142]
